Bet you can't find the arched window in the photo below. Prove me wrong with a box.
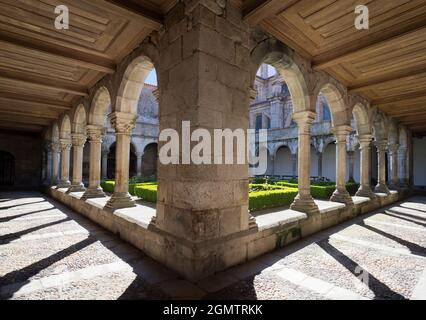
[255,114,262,130]
[0,151,14,186]
[323,103,332,121]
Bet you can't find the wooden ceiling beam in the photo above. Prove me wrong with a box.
[313,26,426,70]
[0,75,88,96]
[0,113,52,126]
[0,106,59,119]
[348,69,426,94]
[372,90,426,106]
[105,0,165,27]
[0,121,44,132]
[0,39,115,74]
[243,0,297,24]
[0,96,71,111]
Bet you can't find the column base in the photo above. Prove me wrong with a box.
[290,194,320,215]
[105,192,136,211]
[66,183,86,193]
[56,180,71,189]
[374,183,390,194]
[330,189,353,205]
[355,186,377,199]
[81,186,106,200]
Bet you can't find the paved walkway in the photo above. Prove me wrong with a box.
[1,192,425,300]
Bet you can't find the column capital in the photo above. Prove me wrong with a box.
[136,151,144,158]
[71,133,87,147]
[292,111,316,133]
[375,140,388,151]
[108,112,136,135]
[388,143,400,153]
[357,134,373,146]
[51,142,61,153]
[86,125,104,143]
[331,125,352,143]
[59,138,72,151]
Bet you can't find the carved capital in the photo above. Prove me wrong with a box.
[292,111,316,134]
[357,134,373,148]
[108,112,136,135]
[51,142,61,153]
[388,143,400,154]
[331,125,352,143]
[59,138,72,151]
[71,133,87,147]
[86,125,104,143]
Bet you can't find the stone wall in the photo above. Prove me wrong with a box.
[0,131,41,189]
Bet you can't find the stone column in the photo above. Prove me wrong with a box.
[82,125,106,199]
[374,141,390,194]
[58,138,72,188]
[291,153,297,178]
[43,141,53,185]
[290,111,319,214]
[347,151,355,182]
[317,151,323,178]
[388,143,400,190]
[398,146,408,187]
[101,149,108,180]
[51,142,60,186]
[105,112,136,210]
[330,126,353,204]
[356,135,375,198]
[67,133,87,192]
[136,152,143,178]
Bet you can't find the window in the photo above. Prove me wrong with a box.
[255,114,262,130]
[323,104,331,121]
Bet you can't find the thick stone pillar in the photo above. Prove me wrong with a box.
[290,111,319,214]
[150,0,257,280]
[51,142,60,186]
[374,141,390,194]
[58,138,72,188]
[136,152,143,178]
[388,143,400,190]
[330,126,353,204]
[356,135,375,198]
[317,151,323,178]
[105,112,136,210]
[67,133,87,192]
[82,125,106,199]
[398,146,408,187]
[101,149,108,180]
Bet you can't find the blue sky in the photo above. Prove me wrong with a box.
[145,69,157,86]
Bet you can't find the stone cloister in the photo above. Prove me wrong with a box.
[0,0,425,287]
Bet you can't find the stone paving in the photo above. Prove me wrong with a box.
[1,192,425,300]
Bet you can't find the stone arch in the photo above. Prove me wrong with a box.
[352,103,371,136]
[89,86,111,127]
[59,114,71,139]
[72,104,87,134]
[317,82,349,127]
[251,39,312,113]
[373,112,388,142]
[114,56,155,115]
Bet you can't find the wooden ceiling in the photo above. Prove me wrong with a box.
[244,0,426,136]
[0,0,171,132]
[1,0,425,136]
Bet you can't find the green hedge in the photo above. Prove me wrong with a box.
[100,180,115,193]
[249,187,298,211]
[134,183,157,203]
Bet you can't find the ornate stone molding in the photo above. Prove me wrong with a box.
[71,133,87,147]
[292,111,316,134]
[59,138,72,151]
[108,112,136,135]
[86,125,104,143]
